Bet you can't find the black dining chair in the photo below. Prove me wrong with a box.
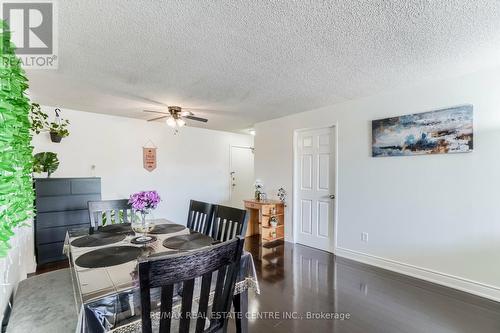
[187,200,214,235]
[211,205,248,242]
[88,199,135,229]
[138,236,245,333]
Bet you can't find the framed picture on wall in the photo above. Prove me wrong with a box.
[372,105,473,157]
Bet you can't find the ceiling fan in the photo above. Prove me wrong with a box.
[143,106,208,128]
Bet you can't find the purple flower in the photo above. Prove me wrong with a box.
[128,190,161,213]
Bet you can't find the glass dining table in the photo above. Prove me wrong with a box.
[64,219,259,333]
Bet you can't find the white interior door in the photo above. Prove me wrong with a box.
[229,146,254,208]
[295,127,335,252]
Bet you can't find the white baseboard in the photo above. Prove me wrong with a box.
[335,246,500,303]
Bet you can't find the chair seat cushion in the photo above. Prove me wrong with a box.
[7,268,78,333]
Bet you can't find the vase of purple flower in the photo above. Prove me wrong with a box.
[128,190,161,242]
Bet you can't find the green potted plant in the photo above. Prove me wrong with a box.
[29,105,71,143]
[49,119,70,142]
[49,108,70,142]
[33,152,59,177]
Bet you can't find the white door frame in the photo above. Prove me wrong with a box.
[292,124,339,254]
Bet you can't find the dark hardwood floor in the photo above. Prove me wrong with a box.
[33,259,69,275]
[239,235,500,333]
[35,235,500,332]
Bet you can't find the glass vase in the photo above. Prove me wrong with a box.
[132,209,153,242]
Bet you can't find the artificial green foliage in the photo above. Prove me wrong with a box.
[29,103,49,134]
[33,152,59,177]
[0,20,34,257]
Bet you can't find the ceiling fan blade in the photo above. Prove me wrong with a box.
[181,107,237,116]
[143,109,170,115]
[182,108,221,113]
[180,110,193,116]
[185,115,208,123]
[147,115,168,122]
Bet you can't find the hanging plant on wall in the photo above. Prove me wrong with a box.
[0,21,35,257]
[49,108,70,142]
[28,105,70,142]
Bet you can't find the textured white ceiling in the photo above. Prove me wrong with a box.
[27,0,500,131]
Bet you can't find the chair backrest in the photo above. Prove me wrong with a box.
[138,236,245,333]
[186,200,214,235]
[211,205,248,242]
[88,199,134,229]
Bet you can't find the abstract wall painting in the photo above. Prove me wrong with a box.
[372,105,473,157]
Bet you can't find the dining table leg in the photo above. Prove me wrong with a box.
[233,290,248,333]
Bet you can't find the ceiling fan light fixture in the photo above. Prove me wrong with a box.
[176,118,186,127]
[144,106,208,129]
[166,116,177,127]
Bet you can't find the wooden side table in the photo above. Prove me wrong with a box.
[243,199,284,244]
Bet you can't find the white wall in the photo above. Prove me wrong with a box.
[254,67,500,301]
[0,225,36,324]
[32,107,253,226]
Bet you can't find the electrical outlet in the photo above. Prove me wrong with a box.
[361,232,369,242]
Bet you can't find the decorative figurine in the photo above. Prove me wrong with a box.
[277,187,287,204]
[254,181,263,200]
[270,216,278,227]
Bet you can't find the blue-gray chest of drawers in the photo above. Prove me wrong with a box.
[34,177,101,265]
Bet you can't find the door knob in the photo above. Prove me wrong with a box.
[329,194,335,199]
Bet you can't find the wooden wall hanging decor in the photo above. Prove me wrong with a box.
[143,140,158,172]
[143,147,157,171]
